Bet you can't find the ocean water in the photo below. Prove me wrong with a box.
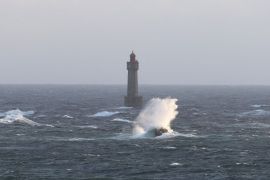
[1,85,270,179]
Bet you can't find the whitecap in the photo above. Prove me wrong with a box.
[0,109,53,127]
[62,115,74,119]
[43,124,55,127]
[68,138,95,142]
[251,104,270,108]
[89,111,120,117]
[176,133,200,138]
[156,132,200,139]
[111,131,200,141]
[16,134,25,136]
[163,146,177,150]
[84,154,101,157]
[0,109,34,117]
[170,163,182,166]
[111,118,133,123]
[76,125,98,129]
[131,131,200,139]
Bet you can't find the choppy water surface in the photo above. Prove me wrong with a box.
[1,85,270,179]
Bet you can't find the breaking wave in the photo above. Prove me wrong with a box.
[0,109,53,127]
[89,111,120,117]
[132,98,179,138]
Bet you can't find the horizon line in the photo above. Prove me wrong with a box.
[0,83,270,87]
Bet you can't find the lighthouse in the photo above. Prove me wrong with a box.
[124,51,143,107]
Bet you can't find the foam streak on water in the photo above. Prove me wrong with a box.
[251,104,270,108]
[111,118,132,123]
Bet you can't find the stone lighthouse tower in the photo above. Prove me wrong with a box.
[124,51,143,107]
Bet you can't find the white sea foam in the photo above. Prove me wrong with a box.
[163,146,177,150]
[251,104,270,108]
[89,111,120,117]
[0,109,34,117]
[176,133,199,138]
[111,131,200,140]
[170,162,182,166]
[156,132,199,139]
[68,138,95,142]
[239,109,270,117]
[48,137,95,141]
[132,98,179,137]
[76,125,98,129]
[111,118,133,123]
[62,115,74,119]
[0,109,53,127]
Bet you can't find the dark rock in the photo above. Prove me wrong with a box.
[154,128,168,136]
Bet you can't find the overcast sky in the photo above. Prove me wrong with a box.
[0,0,270,85]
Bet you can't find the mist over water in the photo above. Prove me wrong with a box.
[133,98,178,137]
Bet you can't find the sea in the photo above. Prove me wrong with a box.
[1,85,270,180]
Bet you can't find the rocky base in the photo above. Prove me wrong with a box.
[147,128,169,137]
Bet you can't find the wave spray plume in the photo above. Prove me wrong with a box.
[132,98,178,137]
